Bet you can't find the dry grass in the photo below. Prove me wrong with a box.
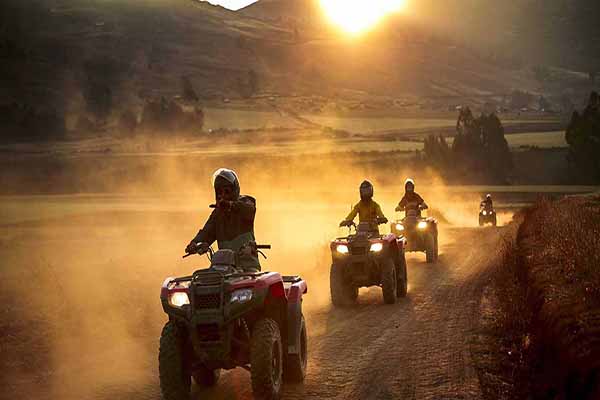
[486,196,600,399]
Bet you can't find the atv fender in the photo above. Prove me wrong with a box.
[284,277,308,355]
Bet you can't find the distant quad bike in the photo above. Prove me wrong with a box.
[479,204,497,226]
[330,218,408,306]
[391,206,438,263]
[159,242,308,400]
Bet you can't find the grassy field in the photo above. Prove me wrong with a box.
[504,131,567,148]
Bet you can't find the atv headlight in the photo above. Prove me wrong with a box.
[395,223,404,231]
[417,221,428,230]
[482,211,487,215]
[336,244,349,254]
[370,242,383,252]
[169,291,190,308]
[230,288,253,304]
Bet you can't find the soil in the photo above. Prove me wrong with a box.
[0,213,508,400]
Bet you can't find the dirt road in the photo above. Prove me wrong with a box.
[50,226,501,400]
[0,195,506,400]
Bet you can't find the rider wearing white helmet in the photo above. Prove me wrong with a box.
[396,178,428,216]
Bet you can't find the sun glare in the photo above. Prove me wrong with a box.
[320,0,406,35]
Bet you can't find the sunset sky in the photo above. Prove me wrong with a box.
[202,0,258,10]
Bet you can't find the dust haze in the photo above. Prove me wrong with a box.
[0,152,503,399]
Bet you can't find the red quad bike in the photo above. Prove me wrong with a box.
[479,203,497,226]
[330,218,408,306]
[391,205,439,263]
[159,242,308,400]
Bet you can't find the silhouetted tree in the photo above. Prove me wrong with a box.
[83,56,122,122]
[565,91,600,182]
[427,108,513,182]
[181,76,199,102]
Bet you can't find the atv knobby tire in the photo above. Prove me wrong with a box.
[381,258,397,304]
[426,234,437,263]
[284,314,307,383]
[396,253,408,298]
[193,365,220,387]
[251,318,283,400]
[330,262,357,306]
[159,322,191,400]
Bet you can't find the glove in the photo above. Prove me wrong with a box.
[379,217,389,224]
[217,199,233,211]
[339,220,350,227]
[185,242,198,254]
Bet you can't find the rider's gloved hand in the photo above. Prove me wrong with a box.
[379,217,388,224]
[339,220,349,227]
[217,199,233,211]
[185,242,198,254]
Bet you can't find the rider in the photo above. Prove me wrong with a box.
[339,180,388,229]
[481,194,493,210]
[395,178,428,216]
[185,168,260,270]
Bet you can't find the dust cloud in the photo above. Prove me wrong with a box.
[0,153,505,399]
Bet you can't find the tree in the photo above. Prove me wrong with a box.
[565,91,600,182]
[83,56,122,122]
[181,76,199,102]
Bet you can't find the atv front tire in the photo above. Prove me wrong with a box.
[251,318,283,400]
[426,234,437,263]
[381,258,397,304]
[159,322,191,400]
[396,253,408,298]
[284,314,307,383]
[330,263,357,306]
[193,365,220,387]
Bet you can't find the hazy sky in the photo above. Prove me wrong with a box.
[203,0,258,10]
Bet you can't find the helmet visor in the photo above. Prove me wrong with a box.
[212,168,239,187]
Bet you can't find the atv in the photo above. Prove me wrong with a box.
[479,204,497,226]
[329,218,408,306]
[159,242,308,400]
[391,206,438,263]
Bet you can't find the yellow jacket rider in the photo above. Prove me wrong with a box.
[340,180,388,227]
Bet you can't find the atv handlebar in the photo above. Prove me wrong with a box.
[183,242,211,259]
[256,244,271,249]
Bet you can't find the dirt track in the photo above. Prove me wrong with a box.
[47,226,502,400]
[0,196,506,400]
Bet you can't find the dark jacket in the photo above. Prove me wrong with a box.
[397,192,426,210]
[481,198,493,210]
[192,195,259,269]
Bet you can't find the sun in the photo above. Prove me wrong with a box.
[319,0,406,35]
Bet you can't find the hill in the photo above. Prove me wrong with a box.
[1,0,596,142]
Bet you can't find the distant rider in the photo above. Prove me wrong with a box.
[395,178,428,216]
[481,194,493,211]
[185,168,260,270]
[339,180,388,229]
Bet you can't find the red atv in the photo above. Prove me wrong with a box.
[391,206,439,263]
[159,242,308,400]
[329,219,408,306]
